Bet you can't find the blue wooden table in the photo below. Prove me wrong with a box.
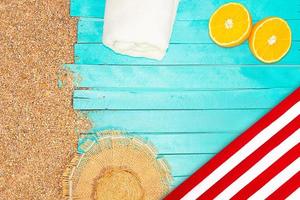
[67,0,300,187]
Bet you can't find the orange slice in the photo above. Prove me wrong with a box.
[249,17,292,63]
[209,3,252,47]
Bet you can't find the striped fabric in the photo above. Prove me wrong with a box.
[165,87,300,200]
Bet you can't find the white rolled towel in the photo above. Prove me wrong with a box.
[103,0,179,60]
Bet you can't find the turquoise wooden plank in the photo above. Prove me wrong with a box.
[141,133,237,154]
[73,88,292,110]
[77,19,300,44]
[74,43,300,65]
[172,176,188,187]
[71,0,105,18]
[71,0,300,186]
[71,0,300,20]
[165,154,215,176]
[177,0,300,20]
[77,18,104,43]
[84,109,267,133]
[78,133,226,175]
[78,133,237,154]
[65,64,300,89]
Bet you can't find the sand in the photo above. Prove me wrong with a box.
[0,1,90,199]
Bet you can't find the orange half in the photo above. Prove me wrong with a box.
[249,17,292,63]
[209,3,252,47]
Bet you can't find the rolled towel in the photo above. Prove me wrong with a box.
[103,0,179,60]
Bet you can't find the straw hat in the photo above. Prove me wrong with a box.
[63,135,172,200]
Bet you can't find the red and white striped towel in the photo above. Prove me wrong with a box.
[165,87,300,200]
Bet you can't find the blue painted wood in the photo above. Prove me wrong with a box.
[77,133,223,176]
[78,133,237,154]
[77,18,104,43]
[165,154,215,176]
[83,109,267,133]
[71,0,300,20]
[177,0,300,20]
[73,88,292,110]
[172,176,188,187]
[140,133,238,154]
[77,19,300,44]
[74,43,300,65]
[65,64,300,89]
[70,0,106,18]
[71,0,300,185]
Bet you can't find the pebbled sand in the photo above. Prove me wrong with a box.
[0,1,90,199]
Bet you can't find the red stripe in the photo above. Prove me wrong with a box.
[266,171,300,200]
[198,116,300,199]
[164,87,300,200]
[231,144,300,199]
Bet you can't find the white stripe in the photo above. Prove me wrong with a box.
[181,101,300,200]
[215,130,300,200]
[249,158,300,200]
[286,188,300,200]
